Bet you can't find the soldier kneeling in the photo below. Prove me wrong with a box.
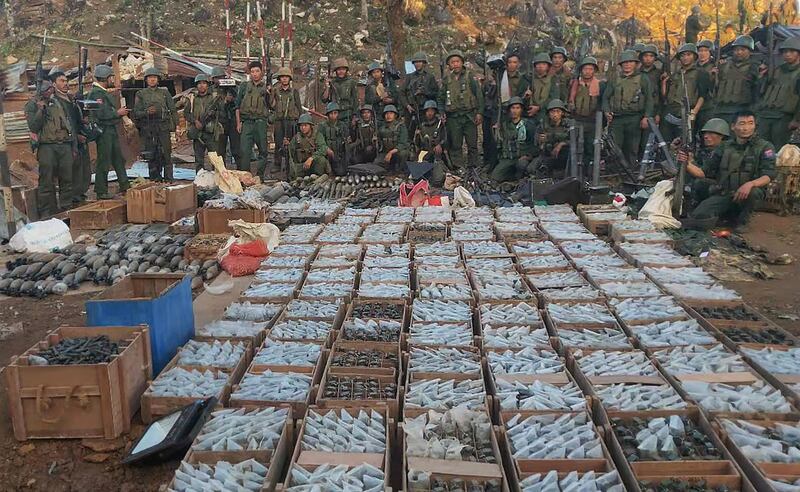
[491,97,536,182]
[414,100,448,186]
[289,113,332,178]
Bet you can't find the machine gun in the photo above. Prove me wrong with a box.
[672,71,694,217]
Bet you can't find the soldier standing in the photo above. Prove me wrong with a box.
[210,67,240,168]
[661,44,711,143]
[184,74,220,171]
[133,67,177,180]
[318,102,350,175]
[403,52,439,134]
[414,100,448,185]
[498,54,530,105]
[289,113,331,178]
[437,50,484,169]
[374,105,410,171]
[685,6,710,44]
[87,65,130,199]
[235,61,271,177]
[638,45,663,155]
[491,96,537,182]
[349,104,378,165]
[697,40,716,75]
[52,66,89,205]
[549,47,572,101]
[755,37,800,150]
[525,53,559,120]
[365,62,399,123]
[602,51,654,166]
[568,57,605,162]
[696,39,717,131]
[713,36,759,124]
[270,66,302,174]
[322,58,359,124]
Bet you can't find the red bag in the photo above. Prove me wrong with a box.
[398,180,430,207]
[228,240,269,257]
[220,239,269,276]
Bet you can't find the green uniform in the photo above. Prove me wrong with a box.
[289,129,330,178]
[713,58,759,122]
[323,76,359,122]
[569,78,606,161]
[133,86,177,180]
[662,66,712,143]
[756,62,800,150]
[183,91,221,170]
[374,119,410,171]
[437,69,484,168]
[492,117,537,182]
[64,91,90,203]
[349,116,378,165]
[87,84,129,198]
[689,136,776,223]
[639,64,663,156]
[550,65,572,101]
[318,118,350,176]
[498,70,529,103]
[25,94,75,215]
[527,73,559,118]
[414,117,448,185]
[213,84,241,167]
[235,79,271,175]
[270,84,302,173]
[403,69,440,123]
[696,59,717,129]
[602,72,654,165]
[685,14,705,44]
[365,78,400,122]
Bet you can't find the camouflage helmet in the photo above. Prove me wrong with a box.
[550,46,568,58]
[579,56,599,69]
[423,100,438,111]
[332,58,349,70]
[676,43,699,57]
[618,50,639,64]
[94,64,113,80]
[640,44,659,56]
[533,53,552,66]
[701,118,731,137]
[144,67,162,79]
[778,37,800,52]
[194,73,210,84]
[325,102,340,114]
[298,113,314,125]
[697,40,715,50]
[276,67,292,79]
[359,104,374,113]
[367,62,383,74]
[507,96,525,108]
[411,52,429,63]
[383,105,399,115]
[48,66,65,80]
[446,50,465,64]
[632,42,646,53]
[731,35,755,51]
[210,66,226,78]
[547,99,569,112]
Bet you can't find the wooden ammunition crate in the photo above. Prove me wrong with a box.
[4,325,152,440]
[197,207,268,234]
[67,199,127,230]
[126,182,196,224]
[184,234,230,261]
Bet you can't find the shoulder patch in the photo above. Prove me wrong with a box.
[763,148,775,159]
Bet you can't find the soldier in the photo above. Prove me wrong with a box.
[318,102,350,175]
[25,78,75,216]
[696,39,717,131]
[289,113,331,178]
[696,40,716,75]
[365,62,399,123]
[321,57,359,124]
[374,105,410,171]
[52,66,89,205]
[270,66,302,174]
[549,47,572,101]
[755,37,800,150]
[661,43,712,143]
[679,117,730,207]
[631,43,646,57]
[482,66,500,171]
[403,52,439,134]
[133,67,177,180]
[638,45,663,155]
[211,67,240,168]
[489,53,530,171]
[497,53,529,106]
[350,104,379,165]
[687,111,775,227]
[602,51,654,166]
[437,50,484,169]
[184,73,220,171]
[713,35,759,124]
[491,96,537,182]
[235,61,271,176]
[685,5,710,45]
[414,100,448,185]
[532,99,573,174]
[568,57,606,162]
[525,53,559,120]
[87,65,130,200]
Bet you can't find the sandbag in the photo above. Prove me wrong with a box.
[9,218,73,253]
[638,180,682,229]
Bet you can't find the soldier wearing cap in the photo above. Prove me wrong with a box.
[86,64,130,199]
[602,50,655,166]
[679,117,730,207]
[235,60,271,176]
[365,62,399,122]
[568,56,606,162]
[322,57,359,123]
[403,52,440,134]
[549,47,572,101]
[133,67,177,180]
[210,66,240,168]
[52,66,89,205]
[525,53,559,120]
[661,43,712,143]
[374,105,409,171]
[349,104,379,165]
[491,96,537,182]
[532,99,573,174]
[25,75,75,215]
[289,113,331,178]
[318,102,350,176]
[755,37,800,149]
[712,35,759,124]
[270,66,302,173]
[184,73,221,170]
[414,100,448,186]
[437,50,484,169]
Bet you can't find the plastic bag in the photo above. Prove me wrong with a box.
[9,218,73,253]
[638,180,681,229]
[220,254,263,277]
[218,220,281,277]
[209,152,243,194]
[452,186,476,208]
[398,180,430,207]
[194,169,217,188]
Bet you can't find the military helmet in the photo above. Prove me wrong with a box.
[446,50,465,64]
[697,40,714,50]
[368,62,383,74]
[383,105,399,115]
[731,35,755,51]
[640,44,659,56]
[676,43,699,57]
[579,56,599,69]
[691,5,701,13]
[618,50,639,64]
[701,118,731,137]
[550,46,568,57]
[210,66,226,78]
[298,113,314,125]
[533,53,552,65]
[48,66,65,80]
[547,99,569,112]
[632,42,646,53]
[778,37,800,52]
[94,64,113,80]
[411,52,429,63]
[507,96,525,108]
[39,80,54,92]
[276,67,292,79]
[423,100,438,111]
[144,67,162,79]
[360,104,374,113]
[325,102,340,114]
[332,58,349,70]
[194,73,210,84]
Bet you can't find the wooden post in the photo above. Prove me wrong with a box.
[0,87,16,236]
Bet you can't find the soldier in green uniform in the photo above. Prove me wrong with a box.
[638,45,663,155]
[211,67,240,168]
[322,58,359,124]
[685,6,710,45]
[133,67,177,180]
[289,114,330,178]
[568,57,605,163]
[184,73,221,171]
[51,66,89,205]
[374,105,410,172]
[532,99,573,175]
[25,78,75,215]
[549,47,572,101]
[365,62,399,123]
[680,117,730,207]
[497,53,529,108]
[696,40,717,132]
[697,40,716,75]
[270,66,302,174]
[755,37,800,150]
[525,53,559,120]
[491,96,537,182]
[661,43,711,144]
[403,52,440,134]
[87,65,129,199]
[349,104,378,165]
[437,50,484,169]
[602,50,654,166]
[414,100,448,185]
[687,111,775,226]
[713,35,759,124]
[235,61,271,176]
[318,102,350,176]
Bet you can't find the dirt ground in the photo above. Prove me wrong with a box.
[0,212,798,491]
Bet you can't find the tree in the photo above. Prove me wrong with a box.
[386,0,406,74]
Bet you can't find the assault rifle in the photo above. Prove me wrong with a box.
[672,71,694,217]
